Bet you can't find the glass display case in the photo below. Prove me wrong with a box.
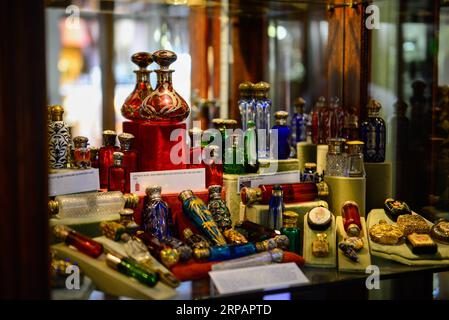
[2,0,449,300]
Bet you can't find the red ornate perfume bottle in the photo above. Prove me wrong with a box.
[140,50,190,123]
[72,136,91,169]
[54,225,103,258]
[99,130,119,189]
[204,145,223,187]
[118,133,138,193]
[108,152,126,193]
[342,201,362,237]
[121,52,153,120]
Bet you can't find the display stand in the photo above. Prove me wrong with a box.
[324,176,366,217]
[258,158,300,174]
[303,213,337,268]
[239,200,328,232]
[336,216,371,272]
[364,162,392,213]
[296,142,316,171]
[223,173,256,225]
[316,144,328,175]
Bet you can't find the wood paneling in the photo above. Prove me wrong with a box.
[0,0,49,299]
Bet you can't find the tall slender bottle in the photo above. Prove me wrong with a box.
[244,120,259,173]
[140,50,190,122]
[48,105,71,169]
[204,145,223,186]
[291,97,307,143]
[223,133,245,174]
[360,99,386,162]
[254,81,271,159]
[120,52,153,120]
[118,133,138,193]
[99,130,119,189]
[108,152,126,193]
[238,81,255,131]
[141,186,170,240]
[271,111,291,160]
[311,96,326,144]
[267,185,285,230]
[90,147,99,169]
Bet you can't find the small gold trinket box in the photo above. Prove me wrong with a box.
[369,219,404,245]
[312,233,330,257]
[397,214,430,236]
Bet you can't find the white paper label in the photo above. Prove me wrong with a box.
[209,263,309,295]
[130,168,205,195]
[236,170,301,193]
[48,168,100,197]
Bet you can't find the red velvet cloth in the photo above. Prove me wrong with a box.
[139,122,187,172]
[171,251,305,281]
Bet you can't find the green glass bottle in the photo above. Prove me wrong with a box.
[244,120,259,173]
[280,211,301,255]
[106,253,159,287]
[223,133,245,174]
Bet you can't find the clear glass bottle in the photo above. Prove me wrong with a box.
[346,141,365,177]
[223,133,245,174]
[207,185,232,231]
[140,50,190,122]
[238,81,255,131]
[267,185,285,230]
[108,152,126,193]
[118,133,138,193]
[326,138,349,177]
[271,111,291,160]
[120,52,153,120]
[48,105,71,169]
[360,99,386,162]
[99,130,119,189]
[142,186,170,240]
[72,136,91,169]
[280,211,301,254]
[254,81,271,159]
[244,120,259,173]
[291,97,307,143]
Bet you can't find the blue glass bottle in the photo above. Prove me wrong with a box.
[238,81,255,131]
[360,99,386,162]
[291,97,307,143]
[267,185,285,230]
[271,111,291,160]
[141,186,170,239]
[254,81,271,159]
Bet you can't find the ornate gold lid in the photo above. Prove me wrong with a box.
[274,111,289,119]
[73,136,89,148]
[152,50,177,71]
[131,52,153,69]
[178,190,194,202]
[282,211,299,228]
[50,105,64,121]
[103,130,117,146]
[193,248,211,260]
[346,140,364,155]
[367,99,382,113]
[254,81,270,98]
[145,185,162,199]
[160,248,180,267]
[239,81,254,97]
[294,97,306,112]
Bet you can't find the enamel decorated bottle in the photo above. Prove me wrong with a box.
[118,133,138,193]
[280,211,301,254]
[254,81,271,159]
[108,152,126,193]
[361,99,386,162]
[121,52,153,120]
[207,185,232,231]
[271,111,291,160]
[48,105,71,169]
[140,50,190,122]
[99,130,119,189]
[291,97,307,143]
[142,186,170,240]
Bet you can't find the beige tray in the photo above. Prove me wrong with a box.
[303,213,337,268]
[52,238,177,300]
[336,216,371,272]
[367,209,449,265]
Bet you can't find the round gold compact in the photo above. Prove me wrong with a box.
[369,220,404,245]
[307,206,332,231]
[431,220,449,244]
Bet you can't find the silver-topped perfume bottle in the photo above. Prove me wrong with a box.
[346,141,365,177]
[254,81,271,159]
[326,138,349,177]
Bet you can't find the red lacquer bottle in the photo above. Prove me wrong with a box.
[72,136,91,169]
[120,52,153,120]
[54,225,103,258]
[108,152,126,193]
[99,130,119,189]
[342,200,362,237]
[204,145,223,187]
[140,50,190,123]
[241,182,328,206]
[118,133,138,193]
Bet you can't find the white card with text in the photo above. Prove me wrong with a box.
[236,170,301,193]
[130,168,205,195]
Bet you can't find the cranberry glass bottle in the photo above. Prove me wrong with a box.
[90,147,99,169]
[108,152,126,193]
[360,99,386,162]
[54,225,103,258]
[311,96,326,144]
[204,145,223,186]
[121,52,153,120]
[140,50,190,122]
[72,136,91,169]
[118,133,138,193]
[342,201,362,237]
[99,130,119,189]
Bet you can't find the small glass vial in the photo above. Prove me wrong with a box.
[238,81,255,131]
[311,97,326,144]
[326,138,348,177]
[346,141,365,177]
[291,97,307,143]
[280,211,301,254]
[90,147,99,169]
[207,185,232,231]
[267,185,285,230]
[271,111,291,160]
[360,99,386,162]
[223,133,245,174]
[142,186,170,240]
[244,120,259,173]
[99,130,119,189]
[48,105,71,169]
[72,136,91,169]
[118,133,138,193]
[108,152,126,193]
[254,81,271,159]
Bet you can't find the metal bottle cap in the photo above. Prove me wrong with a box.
[53,225,71,241]
[146,185,162,200]
[118,133,135,151]
[239,81,255,97]
[304,162,317,171]
[254,81,270,98]
[48,200,59,215]
[152,50,177,70]
[347,224,361,237]
[178,190,194,202]
[120,208,134,220]
[315,96,326,109]
[131,52,153,69]
[105,253,123,269]
[274,111,289,126]
[294,97,306,113]
[240,187,263,206]
[212,118,225,128]
[367,99,382,115]
[223,119,237,129]
[346,140,364,155]
[183,228,194,239]
[103,130,117,146]
[328,138,346,154]
[113,151,124,166]
[282,211,299,228]
[50,105,64,121]
[73,136,89,148]
[271,185,283,197]
[193,248,211,260]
